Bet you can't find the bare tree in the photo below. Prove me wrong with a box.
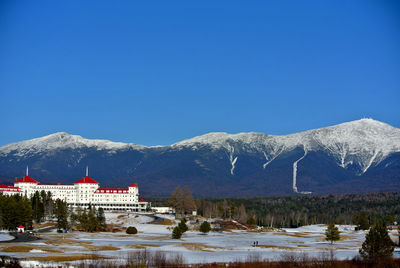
[182,186,196,215]
[238,204,248,222]
[168,186,183,214]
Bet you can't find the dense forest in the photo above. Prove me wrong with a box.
[0,194,32,230]
[149,192,400,228]
[2,191,400,230]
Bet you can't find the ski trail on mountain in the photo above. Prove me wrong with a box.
[263,147,284,169]
[362,150,379,174]
[292,149,311,194]
[228,145,238,175]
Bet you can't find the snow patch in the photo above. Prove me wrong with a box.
[227,145,238,175]
[292,149,311,194]
[0,232,13,242]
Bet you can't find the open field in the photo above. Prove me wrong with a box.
[1,213,399,266]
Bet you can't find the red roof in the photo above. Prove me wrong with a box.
[94,188,129,194]
[139,198,146,203]
[129,183,138,188]
[0,184,6,188]
[18,225,24,228]
[15,176,39,183]
[74,176,99,184]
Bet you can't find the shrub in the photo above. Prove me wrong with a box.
[199,221,211,234]
[178,219,188,233]
[126,226,138,234]
[247,216,256,225]
[172,226,182,239]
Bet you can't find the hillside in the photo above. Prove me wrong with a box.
[0,119,399,197]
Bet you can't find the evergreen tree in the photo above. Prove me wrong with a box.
[55,199,69,230]
[31,192,44,223]
[247,214,256,225]
[96,207,106,229]
[354,212,370,230]
[172,226,182,239]
[78,209,89,231]
[384,215,395,226]
[325,223,340,244]
[87,208,98,232]
[178,219,188,233]
[359,221,395,261]
[69,207,79,228]
[44,191,53,219]
[21,196,33,229]
[199,221,211,234]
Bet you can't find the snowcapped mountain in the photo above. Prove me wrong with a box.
[0,132,145,156]
[0,119,399,197]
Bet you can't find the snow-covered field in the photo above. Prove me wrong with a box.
[0,232,13,242]
[1,213,399,267]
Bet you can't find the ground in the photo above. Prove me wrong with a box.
[0,213,399,267]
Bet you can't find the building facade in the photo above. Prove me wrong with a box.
[0,169,148,212]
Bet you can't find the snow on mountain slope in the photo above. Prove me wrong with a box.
[1,119,399,174]
[173,119,400,173]
[0,132,144,156]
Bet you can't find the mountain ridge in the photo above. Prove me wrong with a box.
[0,118,399,197]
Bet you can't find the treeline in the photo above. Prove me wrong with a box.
[0,194,32,230]
[31,191,54,222]
[149,192,400,228]
[52,199,106,232]
[0,191,106,232]
[70,206,106,232]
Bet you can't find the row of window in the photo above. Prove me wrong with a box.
[96,190,129,193]
[71,203,145,207]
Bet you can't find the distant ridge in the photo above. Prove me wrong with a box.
[0,119,399,197]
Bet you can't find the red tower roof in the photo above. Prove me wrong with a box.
[129,183,138,188]
[0,184,6,188]
[15,176,39,183]
[18,225,24,228]
[74,176,99,184]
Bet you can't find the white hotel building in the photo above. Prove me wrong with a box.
[0,168,148,212]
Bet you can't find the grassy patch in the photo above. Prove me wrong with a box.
[28,254,110,262]
[145,235,171,240]
[176,243,225,252]
[317,234,354,242]
[339,234,354,241]
[248,227,277,233]
[85,245,120,251]
[126,244,161,249]
[297,244,310,248]
[286,232,314,238]
[258,245,295,250]
[44,238,93,246]
[1,245,63,253]
[152,218,175,225]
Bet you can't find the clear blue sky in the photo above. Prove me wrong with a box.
[1,1,399,146]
